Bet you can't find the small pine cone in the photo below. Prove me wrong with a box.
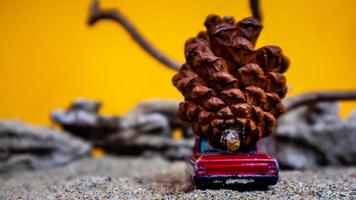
[173,15,289,152]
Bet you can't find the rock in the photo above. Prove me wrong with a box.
[97,133,194,160]
[118,99,193,138]
[52,99,194,160]
[274,102,356,169]
[51,98,120,140]
[51,99,356,165]
[67,98,101,113]
[0,120,91,173]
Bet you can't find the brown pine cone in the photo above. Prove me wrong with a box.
[172,15,289,152]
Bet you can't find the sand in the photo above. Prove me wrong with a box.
[0,156,355,199]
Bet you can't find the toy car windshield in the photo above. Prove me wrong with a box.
[199,138,225,153]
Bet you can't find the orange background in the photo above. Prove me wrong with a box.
[0,0,355,125]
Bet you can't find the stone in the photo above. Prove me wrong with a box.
[273,102,356,169]
[51,98,120,140]
[0,120,91,173]
[52,99,194,160]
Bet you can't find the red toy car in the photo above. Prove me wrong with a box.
[187,136,279,189]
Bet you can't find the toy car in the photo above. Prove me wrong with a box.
[187,136,279,189]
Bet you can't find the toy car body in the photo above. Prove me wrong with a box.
[187,136,279,189]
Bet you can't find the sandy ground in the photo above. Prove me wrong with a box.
[0,156,355,199]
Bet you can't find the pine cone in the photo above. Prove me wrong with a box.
[172,15,289,152]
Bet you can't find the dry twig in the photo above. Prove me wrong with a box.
[249,0,262,21]
[285,90,356,112]
[88,0,181,70]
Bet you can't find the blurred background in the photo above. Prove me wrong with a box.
[0,0,356,124]
[1,1,356,198]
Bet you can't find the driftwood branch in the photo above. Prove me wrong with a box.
[249,0,262,21]
[285,90,356,112]
[87,0,181,71]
